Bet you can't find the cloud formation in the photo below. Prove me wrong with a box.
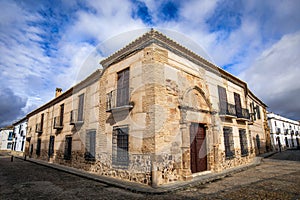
[0,0,300,125]
[240,32,300,120]
[0,88,27,127]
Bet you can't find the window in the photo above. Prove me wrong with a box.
[64,136,72,160]
[48,136,55,157]
[78,94,84,122]
[21,138,25,151]
[223,127,235,159]
[250,102,256,121]
[256,106,261,119]
[117,68,130,107]
[36,138,41,156]
[234,92,242,117]
[85,130,96,161]
[13,139,17,150]
[112,126,129,166]
[218,86,228,114]
[274,121,277,126]
[7,143,12,149]
[239,129,248,156]
[41,113,44,130]
[60,104,64,126]
[7,131,13,141]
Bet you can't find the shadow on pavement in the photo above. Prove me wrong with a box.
[267,149,300,162]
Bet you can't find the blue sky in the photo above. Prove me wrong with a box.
[1,0,300,126]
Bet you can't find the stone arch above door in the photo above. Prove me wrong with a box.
[180,86,212,112]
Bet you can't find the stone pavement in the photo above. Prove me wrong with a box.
[4,151,275,194]
[1,150,300,199]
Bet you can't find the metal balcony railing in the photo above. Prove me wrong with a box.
[70,110,84,125]
[53,116,63,129]
[219,103,236,117]
[106,87,133,112]
[237,108,250,120]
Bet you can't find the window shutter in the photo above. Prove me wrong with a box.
[256,105,261,119]
[218,86,227,114]
[117,68,130,107]
[78,94,84,121]
[234,93,242,117]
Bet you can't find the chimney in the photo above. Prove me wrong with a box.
[55,88,62,97]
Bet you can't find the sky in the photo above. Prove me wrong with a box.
[0,0,300,126]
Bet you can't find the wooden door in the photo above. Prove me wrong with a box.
[190,123,207,173]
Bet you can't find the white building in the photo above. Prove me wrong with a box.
[12,117,27,153]
[267,112,300,151]
[0,126,14,150]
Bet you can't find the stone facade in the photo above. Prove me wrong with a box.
[25,30,269,187]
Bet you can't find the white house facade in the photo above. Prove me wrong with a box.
[0,127,14,150]
[267,112,300,151]
[12,117,28,153]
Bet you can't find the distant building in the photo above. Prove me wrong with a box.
[25,30,270,186]
[0,126,14,151]
[267,112,300,151]
[11,117,28,155]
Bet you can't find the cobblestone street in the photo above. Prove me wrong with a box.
[1,150,300,200]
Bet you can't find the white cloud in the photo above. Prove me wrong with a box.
[239,32,300,119]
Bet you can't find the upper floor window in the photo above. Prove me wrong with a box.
[234,92,242,117]
[117,68,130,107]
[60,104,64,125]
[274,121,277,126]
[7,131,13,141]
[78,94,84,122]
[218,86,228,114]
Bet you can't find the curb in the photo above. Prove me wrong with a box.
[14,155,267,194]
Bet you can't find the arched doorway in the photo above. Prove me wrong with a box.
[179,86,212,174]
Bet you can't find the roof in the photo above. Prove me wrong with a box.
[12,116,27,126]
[100,29,266,107]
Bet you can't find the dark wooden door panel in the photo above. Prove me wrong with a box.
[190,123,207,173]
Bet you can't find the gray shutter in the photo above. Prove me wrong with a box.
[218,86,227,114]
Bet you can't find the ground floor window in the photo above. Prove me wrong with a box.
[223,127,235,159]
[21,137,25,151]
[285,137,289,147]
[48,136,55,157]
[36,138,41,156]
[64,136,72,160]
[239,129,248,156]
[112,125,129,167]
[85,130,96,161]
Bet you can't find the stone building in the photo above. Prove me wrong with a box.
[26,69,101,169]
[25,30,269,186]
[268,112,300,151]
[11,117,28,156]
